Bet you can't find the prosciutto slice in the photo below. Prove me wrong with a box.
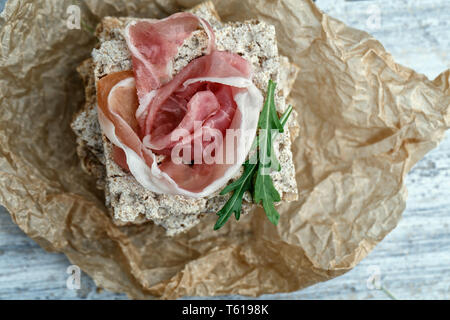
[97,13,263,197]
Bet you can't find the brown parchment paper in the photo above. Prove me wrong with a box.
[0,0,449,299]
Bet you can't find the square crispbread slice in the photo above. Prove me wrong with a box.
[71,59,106,190]
[72,2,299,235]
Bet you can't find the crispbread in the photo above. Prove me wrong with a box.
[71,2,299,235]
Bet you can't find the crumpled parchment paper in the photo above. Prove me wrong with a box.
[0,0,449,299]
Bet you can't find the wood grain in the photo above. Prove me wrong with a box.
[0,0,449,299]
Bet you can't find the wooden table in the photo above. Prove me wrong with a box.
[0,0,449,299]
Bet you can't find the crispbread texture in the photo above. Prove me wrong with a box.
[71,2,299,235]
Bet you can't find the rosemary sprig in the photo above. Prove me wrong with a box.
[214,80,292,230]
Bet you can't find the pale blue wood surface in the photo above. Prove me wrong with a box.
[0,0,449,299]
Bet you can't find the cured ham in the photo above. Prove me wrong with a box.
[125,13,216,100]
[97,13,263,197]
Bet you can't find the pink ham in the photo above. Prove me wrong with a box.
[125,13,215,99]
[97,13,263,197]
[141,50,252,154]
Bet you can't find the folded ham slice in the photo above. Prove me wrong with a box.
[97,13,263,197]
